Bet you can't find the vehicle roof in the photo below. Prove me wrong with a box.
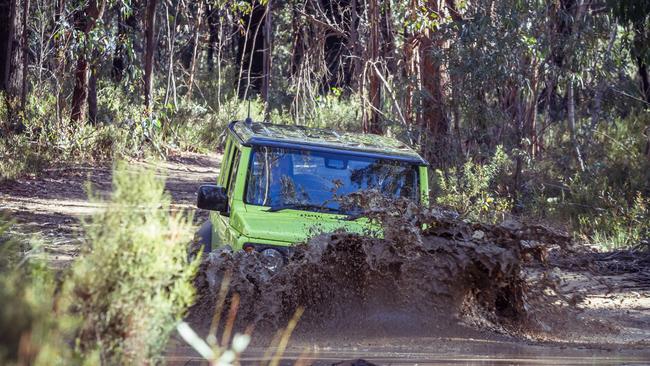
[229,120,427,165]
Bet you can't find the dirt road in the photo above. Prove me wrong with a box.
[2,152,650,365]
[0,152,220,267]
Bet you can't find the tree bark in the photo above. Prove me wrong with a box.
[206,4,219,72]
[163,0,178,109]
[52,0,65,125]
[112,5,139,82]
[380,0,396,75]
[402,31,417,129]
[187,1,203,100]
[638,60,650,105]
[289,2,303,77]
[143,0,157,115]
[567,79,585,171]
[348,0,362,91]
[70,0,106,123]
[419,0,448,165]
[0,0,11,89]
[19,0,29,114]
[1,0,24,131]
[634,22,650,105]
[261,0,272,118]
[238,0,266,99]
[71,56,89,122]
[364,0,382,134]
[88,64,98,124]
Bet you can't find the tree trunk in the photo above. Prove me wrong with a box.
[143,0,157,114]
[206,4,219,72]
[112,6,138,82]
[52,0,65,125]
[420,48,447,138]
[321,0,353,90]
[349,0,362,90]
[70,0,106,123]
[88,64,98,124]
[419,0,448,166]
[187,1,203,100]
[364,0,382,134]
[638,60,650,105]
[261,0,272,118]
[19,0,29,114]
[567,79,585,171]
[380,0,396,75]
[402,33,417,128]
[634,22,650,105]
[238,0,266,99]
[1,0,24,131]
[0,1,11,89]
[163,0,178,109]
[445,0,463,158]
[70,56,89,123]
[289,2,303,77]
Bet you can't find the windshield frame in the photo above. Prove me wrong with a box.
[243,144,421,213]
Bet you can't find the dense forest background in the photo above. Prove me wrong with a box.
[0,0,649,248]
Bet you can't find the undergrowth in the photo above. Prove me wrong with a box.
[0,87,364,181]
[435,145,513,223]
[435,113,650,250]
[70,161,200,363]
[0,162,201,364]
[0,222,81,365]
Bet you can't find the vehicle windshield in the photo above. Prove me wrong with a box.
[245,146,419,214]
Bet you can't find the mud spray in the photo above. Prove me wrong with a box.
[189,193,580,341]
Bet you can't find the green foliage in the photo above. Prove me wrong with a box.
[305,93,361,131]
[1,89,134,180]
[0,162,203,363]
[518,113,650,249]
[69,161,200,363]
[0,134,48,181]
[1,86,217,180]
[435,146,512,223]
[0,223,83,366]
[580,193,649,250]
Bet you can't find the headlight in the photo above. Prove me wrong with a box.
[260,248,284,272]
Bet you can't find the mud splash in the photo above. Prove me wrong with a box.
[189,194,574,337]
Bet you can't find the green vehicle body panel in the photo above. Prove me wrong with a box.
[210,123,430,251]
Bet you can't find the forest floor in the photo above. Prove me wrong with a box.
[1,152,650,365]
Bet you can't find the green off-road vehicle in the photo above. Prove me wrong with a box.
[195,120,429,270]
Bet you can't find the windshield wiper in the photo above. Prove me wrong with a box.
[267,203,339,213]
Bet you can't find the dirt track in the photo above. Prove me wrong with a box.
[0,152,220,267]
[2,152,650,364]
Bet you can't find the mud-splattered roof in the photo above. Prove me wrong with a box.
[230,121,427,164]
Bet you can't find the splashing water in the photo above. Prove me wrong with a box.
[189,193,572,338]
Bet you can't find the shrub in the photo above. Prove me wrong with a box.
[575,190,650,250]
[0,222,82,366]
[69,161,200,364]
[528,113,650,249]
[435,146,512,223]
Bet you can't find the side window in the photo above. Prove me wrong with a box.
[227,149,242,200]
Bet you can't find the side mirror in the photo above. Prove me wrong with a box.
[197,185,228,212]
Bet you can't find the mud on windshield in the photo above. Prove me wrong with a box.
[245,146,419,214]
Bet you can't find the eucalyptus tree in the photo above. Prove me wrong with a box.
[70,0,106,123]
[0,0,26,132]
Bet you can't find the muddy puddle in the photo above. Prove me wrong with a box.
[181,195,650,364]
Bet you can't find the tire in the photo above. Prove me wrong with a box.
[189,220,212,261]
